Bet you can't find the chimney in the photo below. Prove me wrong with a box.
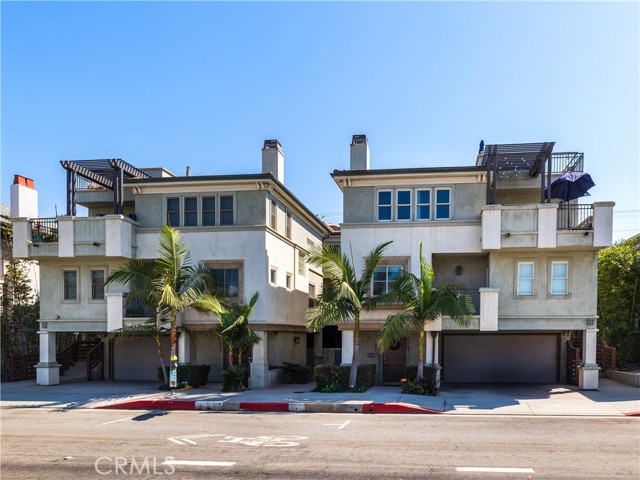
[11,175,38,218]
[350,134,369,170]
[262,139,284,183]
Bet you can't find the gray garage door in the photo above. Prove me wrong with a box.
[443,334,558,383]
[114,337,171,381]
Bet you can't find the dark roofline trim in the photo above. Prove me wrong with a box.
[124,173,331,235]
[331,166,485,178]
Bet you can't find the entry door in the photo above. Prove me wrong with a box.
[383,338,406,383]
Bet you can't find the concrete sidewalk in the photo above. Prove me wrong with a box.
[1,378,638,416]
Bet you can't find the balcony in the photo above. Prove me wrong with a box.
[481,202,614,250]
[12,214,137,259]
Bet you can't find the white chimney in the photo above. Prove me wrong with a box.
[262,139,284,183]
[350,134,369,170]
[10,175,38,218]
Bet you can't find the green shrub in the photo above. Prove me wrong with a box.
[313,364,376,392]
[401,365,438,396]
[281,362,314,384]
[222,365,246,392]
[157,364,211,388]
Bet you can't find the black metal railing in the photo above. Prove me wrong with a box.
[86,341,104,381]
[551,152,584,174]
[123,294,154,318]
[30,218,59,243]
[465,289,480,315]
[557,204,594,231]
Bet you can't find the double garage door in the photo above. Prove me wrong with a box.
[442,334,559,383]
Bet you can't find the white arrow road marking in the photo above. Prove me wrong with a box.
[457,467,535,474]
[166,434,308,447]
[162,460,236,467]
[167,434,224,445]
[323,420,351,430]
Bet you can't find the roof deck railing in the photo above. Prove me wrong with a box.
[551,152,584,174]
[30,218,59,243]
[557,204,593,231]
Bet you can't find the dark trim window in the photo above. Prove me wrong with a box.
[396,190,411,221]
[416,189,431,220]
[211,268,239,299]
[220,195,234,226]
[435,188,451,220]
[270,200,277,230]
[184,197,198,226]
[378,191,392,221]
[372,266,402,296]
[202,196,216,226]
[91,269,105,300]
[63,270,78,301]
[167,198,180,227]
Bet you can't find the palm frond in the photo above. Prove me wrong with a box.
[306,301,354,331]
[378,312,412,352]
[359,241,393,296]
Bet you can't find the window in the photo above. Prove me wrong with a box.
[286,273,292,290]
[270,269,277,285]
[416,189,431,220]
[517,262,535,296]
[396,190,411,221]
[220,195,234,225]
[167,198,180,226]
[270,200,277,230]
[210,268,239,299]
[308,284,316,307]
[91,269,105,300]
[63,270,77,301]
[372,266,402,296]
[286,212,292,239]
[435,188,451,220]
[298,250,306,275]
[202,196,216,226]
[377,191,392,221]
[551,261,568,295]
[184,197,198,226]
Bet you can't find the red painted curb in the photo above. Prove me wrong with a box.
[239,402,290,412]
[624,411,640,416]
[364,403,443,414]
[96,400,196,410]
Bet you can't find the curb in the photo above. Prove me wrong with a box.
[96,400,443,414]
[624,411,640,416]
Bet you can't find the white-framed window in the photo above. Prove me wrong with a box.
[298,250,306,276]
[286,212,292,239]
[90,269,105,300]
[416,189,431,220]
[550,261,569,296]
[270,268,277,285]
[372,265,402,296]
[207,261,243,299]
[435,188,451,220]
[396,190,412,221]
[62,269,78,301]
[286,273,293,290]
[165,194,234,227]
[517,262,535,296]
[377,190,392,221]
[270,199,278,230]
[308,283,317,307]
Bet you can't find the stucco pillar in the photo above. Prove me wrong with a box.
[57,216,75,257]
[106,293,124,332]
[250,331,269,388]
[579,328,600,390]
[12,219,31,258]
[36,332,60,385]
[105,216,123,257]
[341,330,354,366]
[537,203,558,248]
[481,205,502,250]
[178,333,191,365]
[479,288,499,331]
[592,202,615,248]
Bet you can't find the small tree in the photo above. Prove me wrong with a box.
[378,244,474,382]
[598,238,640,366]
[306,241,395,391]
[106,225,223,387]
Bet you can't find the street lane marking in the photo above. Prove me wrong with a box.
[162,460,236,467]
[102,416,133,425]
[457,467,535,474]
[167,434,223,445]
[323,420,351,430]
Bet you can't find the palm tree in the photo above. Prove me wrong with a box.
[378,243,474,382]
[306,241,394,391]
[106,225,223,387]
[210,292,261,368]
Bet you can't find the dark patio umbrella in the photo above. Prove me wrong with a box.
[550,172,595,201]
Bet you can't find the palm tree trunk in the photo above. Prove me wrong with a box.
[156,309,169,385]
[169,312,177,389]
[349,315,360,390]
[228,345,234,368]
[417,325,425,382]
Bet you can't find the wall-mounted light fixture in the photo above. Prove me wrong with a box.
[54,315,60,320]
[293,336,301,344]
[455,265,463,275]
[93,242,101,247]
[505,232,511,237]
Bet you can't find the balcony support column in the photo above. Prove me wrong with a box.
[36,332,60,386]
[250,331,269,388]
[57,216,74,257]
[579,327,600,390]
[107,293,124,332]
[479,288,499,331]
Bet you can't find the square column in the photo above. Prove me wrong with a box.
[578,328,600,390]
[36,332,60,385]
[178,333,191,365]
[341,330,354,366]
[250,331,269,388]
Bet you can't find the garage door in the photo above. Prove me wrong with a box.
[442,334,558,383]
[114,337,170,381]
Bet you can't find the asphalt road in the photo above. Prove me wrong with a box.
[1,408,638,479]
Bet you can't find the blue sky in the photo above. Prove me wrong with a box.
[2,1,638,239]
